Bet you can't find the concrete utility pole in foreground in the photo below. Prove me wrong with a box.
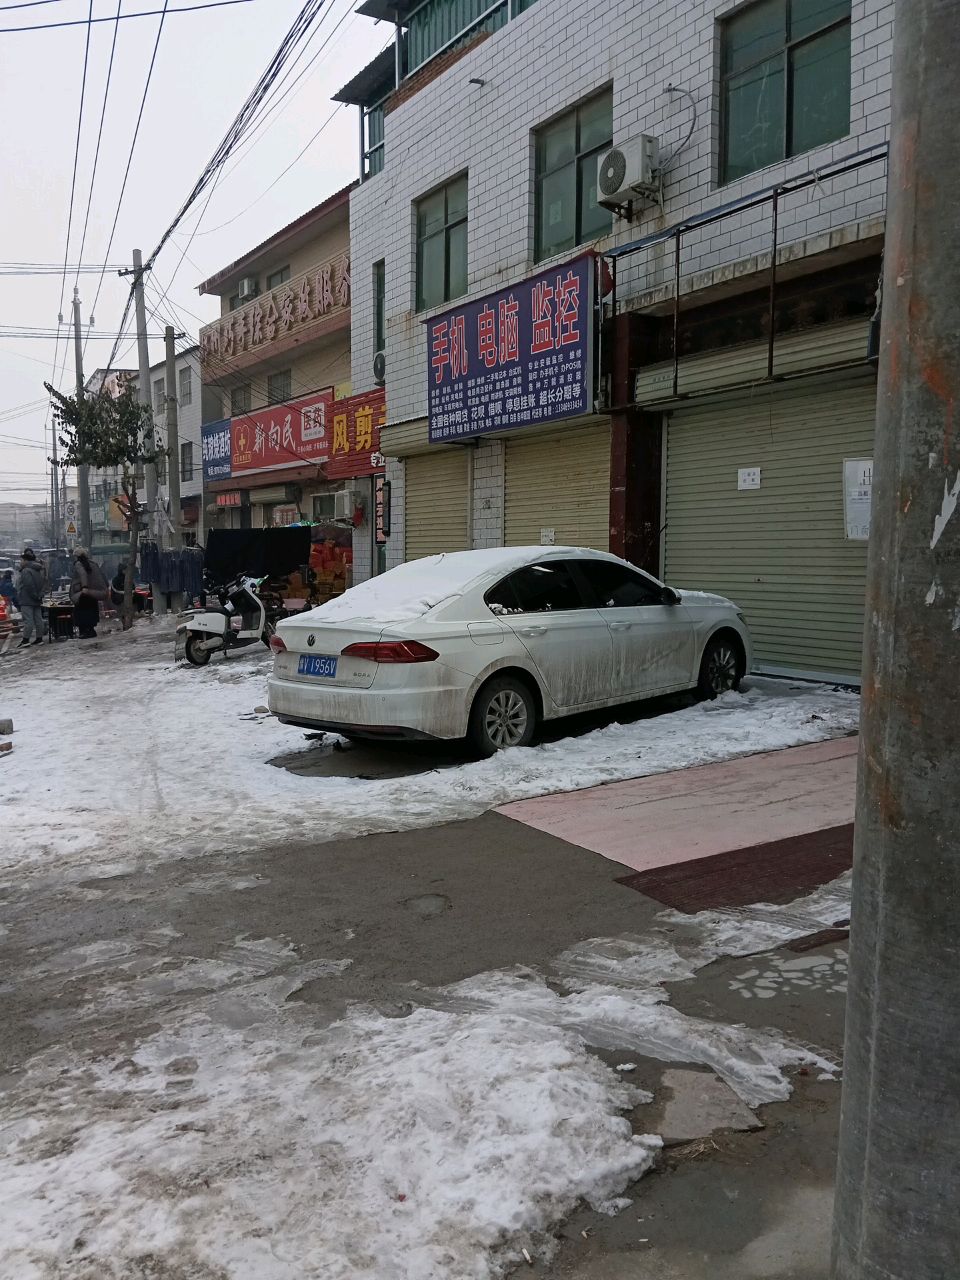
[832,1,960,1277]
[72,287,92,552]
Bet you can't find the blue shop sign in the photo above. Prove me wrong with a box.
[201,418,232,482]
[426,254,594,443]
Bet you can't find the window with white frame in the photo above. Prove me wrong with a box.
[178,365,192,405]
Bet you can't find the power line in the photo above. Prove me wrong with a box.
[101,0,334,377]
[0,263,129,275]
[212,0,355,179]
[1,0,255,33]
[46,0,94,442]
[74,0,123,298]
[185,102,344,239]
[85,0,172,361]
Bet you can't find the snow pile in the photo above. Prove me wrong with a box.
[0,873,851,1280]
[293,546,555,625]
[0,632,860,880]
[2,968,659,1280]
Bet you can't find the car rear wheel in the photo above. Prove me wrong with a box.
[697,635,743,699]
[185,633,211,667]
[468,676,537,756]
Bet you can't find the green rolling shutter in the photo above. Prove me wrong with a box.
[663,378,876,680]
[404,450,470,559]
[504,424,611,549]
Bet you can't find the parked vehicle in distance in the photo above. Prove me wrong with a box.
[267,546,751,756]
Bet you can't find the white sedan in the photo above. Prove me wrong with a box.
[268,546,751,755]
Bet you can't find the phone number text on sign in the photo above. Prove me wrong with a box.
[426,255,594,443]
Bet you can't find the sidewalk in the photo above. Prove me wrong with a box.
[0,714,857,1278]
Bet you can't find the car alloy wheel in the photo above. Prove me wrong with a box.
[703,641,740,696]
[484,687,529,749]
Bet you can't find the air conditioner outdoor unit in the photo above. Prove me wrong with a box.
[334,488,360,522]
[237,276,259,301]
[597,136,661,209]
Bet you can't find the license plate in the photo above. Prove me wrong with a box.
[298,654,338,679]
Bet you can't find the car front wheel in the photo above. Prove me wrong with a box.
[468,676,537,756]
[697,635,743,699]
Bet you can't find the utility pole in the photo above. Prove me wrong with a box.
[164,325,183,612]
[131,249,163,611]
[49,418,60,552]
[831,2,960,1277]
[72,286,92,552]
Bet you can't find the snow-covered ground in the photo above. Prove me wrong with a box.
[0,622,860,881]
[1,876,850,1280]
[1,626,859,1278]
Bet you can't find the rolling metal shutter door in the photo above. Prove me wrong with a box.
[504,424,611,549]
[663,380,875,680]
[404,450,469,559]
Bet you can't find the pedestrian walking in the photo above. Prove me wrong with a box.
[69,548,109,639]
[16,549,46,648]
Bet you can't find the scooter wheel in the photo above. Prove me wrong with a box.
[185,634,211,667]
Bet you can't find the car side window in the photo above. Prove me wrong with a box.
[486,562,587,615]
[580,560,664,608]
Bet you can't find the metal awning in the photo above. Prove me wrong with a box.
[332,46,396,105]
[355,0,418,24]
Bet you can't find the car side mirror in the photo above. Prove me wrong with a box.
[660,586,681,605]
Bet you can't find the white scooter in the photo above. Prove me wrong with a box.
[176,574,277,666]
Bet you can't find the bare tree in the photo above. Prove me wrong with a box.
[45,383,166,630]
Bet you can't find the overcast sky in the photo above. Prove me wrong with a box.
[0,0,383,504]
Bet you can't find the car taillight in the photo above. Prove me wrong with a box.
[269,634,287,653]
[341,640,439,663]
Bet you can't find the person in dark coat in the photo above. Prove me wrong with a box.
[17,549,46,647]
[69,548,109,638]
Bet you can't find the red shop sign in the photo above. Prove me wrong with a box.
[324,387,387,480]
[231,389,334,475]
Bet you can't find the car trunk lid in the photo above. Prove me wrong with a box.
[274,620,385,689]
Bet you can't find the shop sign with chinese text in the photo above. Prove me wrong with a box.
[230,390,333,475]
[324,388,386,480]
[199,254,350,367]
[426,254,594,443]
[201,419,232,483]
[375,474,390,543]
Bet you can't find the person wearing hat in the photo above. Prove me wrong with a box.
[16,549,46,648]
[69,548,109,639]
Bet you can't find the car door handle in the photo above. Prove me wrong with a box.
[517,626,547,637]
[608,621,632,632]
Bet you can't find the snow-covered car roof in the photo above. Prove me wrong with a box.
[293,546,613,626]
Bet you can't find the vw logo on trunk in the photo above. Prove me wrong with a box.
[307,634,316,647]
